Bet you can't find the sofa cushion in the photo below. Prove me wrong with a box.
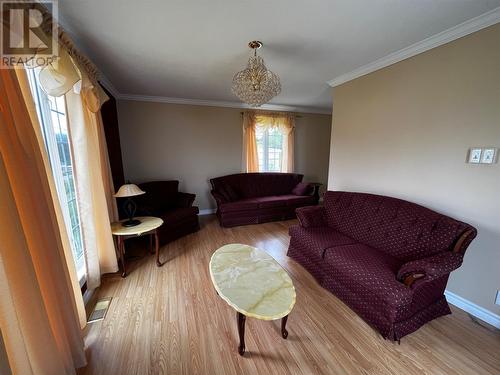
[322,243,409,309]
[252,196,288,208]
[220,195,312,212]
[284,194,316,207]
[288,225,357,259]
[323,191,471,262]
[137,181,179,211]
[292,182,312,196]
[219,199,260,213]
[217,188,230,202]
[218,184,239,202]
[296,206,327,228]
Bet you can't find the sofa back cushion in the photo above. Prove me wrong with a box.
[323,191,472,261]
[218,184,239,202]
[210,173,303,199]
[136,181,179,212]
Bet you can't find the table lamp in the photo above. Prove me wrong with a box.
[114,183,146,227]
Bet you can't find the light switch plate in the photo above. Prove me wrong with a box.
[481,148,497,164]
[468,148,482,164]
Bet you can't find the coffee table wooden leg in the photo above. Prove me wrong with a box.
[281,315,289,339]
[237,312,246,356]
[155,230,162,267]
[119,237,127,278]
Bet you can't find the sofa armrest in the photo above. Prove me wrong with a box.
[296,206,327,228]
[210,189,227,205]
[397,251,464,289]
[176,192,196,208]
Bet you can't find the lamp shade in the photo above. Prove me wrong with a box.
[114,184,145,198]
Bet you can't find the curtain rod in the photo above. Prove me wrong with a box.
[240,111,303,118]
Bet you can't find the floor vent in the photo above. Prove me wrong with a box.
[88,297,112,323]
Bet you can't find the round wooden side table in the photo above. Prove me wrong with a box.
[111,216,163,277]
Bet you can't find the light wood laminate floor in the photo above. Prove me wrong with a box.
[80,215,500,375]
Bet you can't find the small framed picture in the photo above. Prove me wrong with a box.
[468,148,482,164]
[481,148,497,164]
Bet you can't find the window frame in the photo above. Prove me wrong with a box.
[26,69,86,286]
[256,125,284,172]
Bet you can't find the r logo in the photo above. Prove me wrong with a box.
[1,1,58,67]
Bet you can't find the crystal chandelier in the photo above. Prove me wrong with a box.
[232,41,281,107]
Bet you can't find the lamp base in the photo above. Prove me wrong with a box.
[122,219,141,227]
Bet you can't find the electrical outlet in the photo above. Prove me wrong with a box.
[496,290,500,306]
[468,148,482,163]
[481,148,498,164]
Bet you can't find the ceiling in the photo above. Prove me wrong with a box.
[58,0,500,113]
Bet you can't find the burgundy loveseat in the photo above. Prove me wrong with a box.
[210,173,318,227]
[133,181,200,245]
[287,191,476,341]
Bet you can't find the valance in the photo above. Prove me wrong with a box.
[15,1,108,111]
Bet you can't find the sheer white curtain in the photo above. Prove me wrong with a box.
[35,45,118,290]
[65,85,119,289]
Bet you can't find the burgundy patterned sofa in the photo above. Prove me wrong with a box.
[133,181,200,245]
[210,173,319,227]
[288,191,477,341]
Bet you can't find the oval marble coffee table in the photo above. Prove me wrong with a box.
[209,243,296,356]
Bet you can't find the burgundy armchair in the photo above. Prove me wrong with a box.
[287,191,476,340]
[133,181,200,245]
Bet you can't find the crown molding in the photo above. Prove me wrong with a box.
[327,6,500,87]
[116,93,332,115]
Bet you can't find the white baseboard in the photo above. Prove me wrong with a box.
[445,290,500,329]
[199,208,216,216]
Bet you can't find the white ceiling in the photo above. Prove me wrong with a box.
[58,0,500,113]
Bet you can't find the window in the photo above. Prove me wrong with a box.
[27,69,86,284]
[256,126,284,172]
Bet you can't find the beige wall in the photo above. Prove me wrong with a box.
[117,101,331,210]
[328,24,500,314]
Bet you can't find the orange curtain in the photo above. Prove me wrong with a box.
[242,111,259,172]
[0,67,86,373]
